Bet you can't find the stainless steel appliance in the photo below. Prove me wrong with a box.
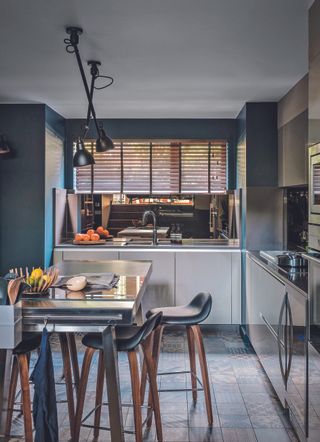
[260,251,307,268]
[247,255,308,438]
[309,144,320,251]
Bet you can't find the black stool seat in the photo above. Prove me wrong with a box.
[147,292,212,325]
[82,327,141,352]
[82,313,163,353]
[13,333,42,355]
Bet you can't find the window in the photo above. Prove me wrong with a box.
[74,140,227,194]
[210,144,227,193]
[181,143,209,193]
[151,143,180,194]
[122,142,150,194]
[74,142,121,193]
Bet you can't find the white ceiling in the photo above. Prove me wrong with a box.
[0,0,309,118]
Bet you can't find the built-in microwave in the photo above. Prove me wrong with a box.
[309,143,320,224]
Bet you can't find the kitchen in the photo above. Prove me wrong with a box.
[0,1,318,442]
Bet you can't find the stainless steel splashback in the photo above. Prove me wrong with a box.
[54,188,80,245]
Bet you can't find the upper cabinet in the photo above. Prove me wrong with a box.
[278,75,308,187]
[236,102,278,188]
[309,1,320,146]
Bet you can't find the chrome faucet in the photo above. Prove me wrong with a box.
[142,210,158,245]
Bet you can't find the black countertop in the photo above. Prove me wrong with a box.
[248,251,308,296]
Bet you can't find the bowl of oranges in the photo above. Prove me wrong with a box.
[73,227,111,245]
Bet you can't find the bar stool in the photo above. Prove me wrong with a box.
[142,292,213,427]
[5,333,42,442]
[73,312,163,442]
[5,332,77,441]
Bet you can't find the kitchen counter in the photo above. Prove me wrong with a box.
[248,251,308,296]
[55,238,240,250]
[53,243,242,325]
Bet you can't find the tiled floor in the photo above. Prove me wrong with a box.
[11,328,298,441]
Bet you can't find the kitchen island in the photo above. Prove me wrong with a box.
[54,239,241,325]
[0,259,152,442]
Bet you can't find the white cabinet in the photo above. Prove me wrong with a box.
[53,249,119,263]
[175,251,233,324]
[119,250,175,317]
[54,247,241,324]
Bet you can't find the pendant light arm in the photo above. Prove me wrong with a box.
[82,71,96,140]
[72,43,101,136]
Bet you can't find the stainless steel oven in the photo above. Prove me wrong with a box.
[309,143,320,225]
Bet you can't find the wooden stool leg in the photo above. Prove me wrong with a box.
[192,325,213,426]
[5,356,19,436]
[186,326,197,402]
[18,354,33,442]
[140,331,153,405]
[59,333,75,439]
[146,325,163,428]
[73,347,95,442]
[141,325,163,406]
[128,350,143,442]
[142,341,163,442]
[93,350,105,439]
[67,333,80,392]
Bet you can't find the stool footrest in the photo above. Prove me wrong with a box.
[156,369,204,390]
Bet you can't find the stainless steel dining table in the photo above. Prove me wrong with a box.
[0,259,152,442]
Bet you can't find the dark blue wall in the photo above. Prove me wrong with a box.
[65,118,237,190]
[0,104,46,274]
[0,104,65,274]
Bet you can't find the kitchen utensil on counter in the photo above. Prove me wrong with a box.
[73,239,106,245]
[7,277,23,305]
[65,276,87,291]
[23,267,59,295]
[277,252,307,268]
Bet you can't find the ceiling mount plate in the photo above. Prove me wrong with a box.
[66,26,83,36]
[87,60,101,66]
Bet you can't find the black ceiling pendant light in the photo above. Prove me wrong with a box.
[73,137,95,167]
[0,133,10,156]
[64,27,114,167]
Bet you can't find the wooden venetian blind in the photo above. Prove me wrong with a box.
[181,144,209,193]
[122,142,151,193]
[74,140,227,194]
[210,144,227,193]
[74,141,122,193]
[151,143,180,194]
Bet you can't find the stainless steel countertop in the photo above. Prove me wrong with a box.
[22,260,152,332]
[56,238,240,250]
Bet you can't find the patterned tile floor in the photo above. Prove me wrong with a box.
[10,329,298,441]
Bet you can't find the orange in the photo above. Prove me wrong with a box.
[96,226,104,234]
[87,229,95,236]
[82,234,90,241]
[91,233,100,241]
[75,233,83,241]
[103,229,109,237]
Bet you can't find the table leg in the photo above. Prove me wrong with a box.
[102,325,125,442]
[0,350,12,435]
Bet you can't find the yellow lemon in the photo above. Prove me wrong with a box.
[31,268,43,281]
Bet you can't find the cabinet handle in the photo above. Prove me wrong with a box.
[286,297,293,382]
[277,294,287,385]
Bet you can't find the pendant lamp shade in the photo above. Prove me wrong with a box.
[96,127,114,152]
[73,138,95,167]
